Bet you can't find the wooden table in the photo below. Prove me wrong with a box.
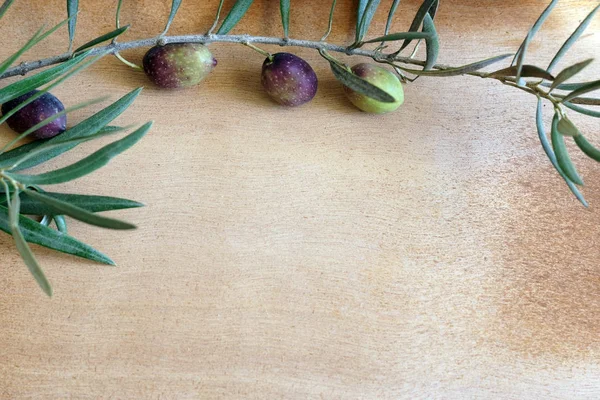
[1,0,599,398]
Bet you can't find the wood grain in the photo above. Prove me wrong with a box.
[0,0,599,398]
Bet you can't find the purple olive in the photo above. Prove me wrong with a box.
[261,53,318,107]
[1,90,66,140]
[143,43,217,89]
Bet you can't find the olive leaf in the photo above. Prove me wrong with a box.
[162,0,182,36]
[511,0,558,68]
[355,0,381,43]
[535,100,586,206]
[487,65,554,80]
[23,189,136,230]
[74,25,129,54]
[384,0,402,35]
[216,0,255,35]
[574,134,600,162]
[0,51,89,104]
[551,113,583,185]
[395,0,437,54]
[0,204,116,265]
[7,122,153,185]
[564,102,600,118]
[329,61,395,103]
[422,13,438,71]
[397,54,513,76]
[560,80,600,104]
[548,3,600,73]
[321,0,337,41]
[0,88,142,170]
[549,59,594,92]
[66,0,79,52]
[54,215,68,233]
[7,192,143,215]
[543,80,597,92]
[362,31,432,44]
[0,0,15,19]
[280,0,290,38]
[356,0,368,33]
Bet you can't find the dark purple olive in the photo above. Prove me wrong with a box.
[143,43,217,89]
[261,53,318,107]
[1,90,66,140]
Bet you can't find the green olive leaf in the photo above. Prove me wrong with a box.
[563,102,600,118]
[548,3,600,73]
[384,0,402,35]
[422,13,439,70]
[560,80,600,104]
[74,25,129,54]
[162,0,182,36]
[542,80,596,92]
[0,204,116,265]
[67,0,79,51]
[7,192,144,215]
[216,0,255,35]
[54,215,68,233]
[0,88,142,171]
[556,116,582,137]
[398,54,513,76]
[396,0,437,54]
[7,122,153,185]
[549,59,594,92]
[356,0,381,43]
[23,189,136,230]
[329,61,396,103]
[535,99,587,206]
[551,113,583,185]
[511,0,558,69]
[574,134,600,162]
[488,65,554,80]
[362,31,432,44]
[280,0,290,38]
[321,0,337,41]
[356,0,368,33]
[0,0,16,19]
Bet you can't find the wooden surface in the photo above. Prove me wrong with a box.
[1,0,599,398]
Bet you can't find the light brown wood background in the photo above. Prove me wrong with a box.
[1,0,599,398]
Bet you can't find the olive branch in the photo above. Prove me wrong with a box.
[0,0,598,295]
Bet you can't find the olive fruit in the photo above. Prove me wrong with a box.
[261,53,318,107]
[143,43,217,89]
[344,63,404,114]
[1,90,66,140]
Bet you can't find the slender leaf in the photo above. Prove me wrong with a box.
[384,0,402,35]
[488,65,554,80]
[362,31,432,44]
[396,0,437,53]
[0,0,16,19]
[329,62,395,103]
[162,0,182,36]
[74,25,129,53]
[548,4,600,73]
[0,88,142,170]
[542,80,597,92]
[398,54,513,76]
[0,51,89,104]
[422,13,438,70]
[550,59,594,92]
[551,113,583,185]
[321,0,337,41]
[23,189,136,230]
[564,102,600,118]
[511,0,558,67]
[4,192,144,215]
[67,0,78,51]
[7,189,52,296]
[357,0,368,32]
[54,215,68,233]
[561,80,600,103]
[556,116,581,137]
[216,0,255,35]
[574,134,600,162]
[535,99,587,206]
[356,0,381,42]
[0,205,115,264]
[280,0,290,37]
[8,122,153,185]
